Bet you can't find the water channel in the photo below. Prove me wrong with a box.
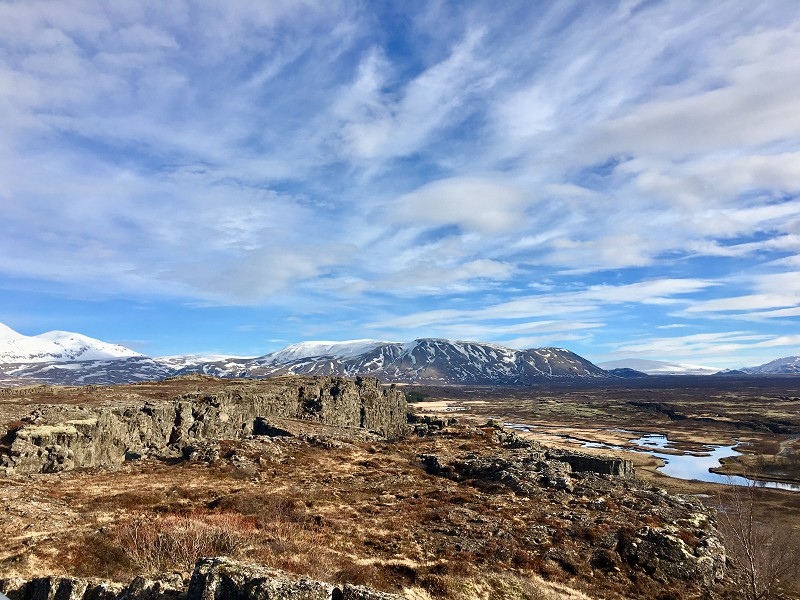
[505,423,800,492]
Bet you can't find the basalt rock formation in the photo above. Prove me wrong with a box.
[546,448,635,478]
[418,424,724,588]
[0,375,407,475]
[0,557,402,600]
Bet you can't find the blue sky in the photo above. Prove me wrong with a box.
[1,0,800,368]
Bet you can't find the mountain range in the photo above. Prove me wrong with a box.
[189,338,610,384]
[0,322,797,387]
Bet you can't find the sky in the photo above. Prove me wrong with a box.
[1,0,799,369]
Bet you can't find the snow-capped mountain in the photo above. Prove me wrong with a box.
[10,322,792,388]
[0,323,142,364]
[184,338,611,385]
[596,358,719,376]
[743,356,800,375]
[153,354,251,370]
[263,340,390,363]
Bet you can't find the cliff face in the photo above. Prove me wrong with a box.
[0,375,407,475]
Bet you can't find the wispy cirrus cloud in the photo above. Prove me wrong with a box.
[606,331,800,368]
[1,1,799,362]
[365,278,714,346]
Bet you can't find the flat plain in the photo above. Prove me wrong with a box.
[2,375,800,599]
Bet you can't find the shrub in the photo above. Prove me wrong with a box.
[717,478,800,600]
[111,512,258,574]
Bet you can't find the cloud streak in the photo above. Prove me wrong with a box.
[0,0,798,364]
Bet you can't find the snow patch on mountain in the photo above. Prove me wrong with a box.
[0,322,23,340]
[264,340,392,363]
[0,323,142,364]
[154,354,252,370]
[743,355,800,374]
[216,338,611,384]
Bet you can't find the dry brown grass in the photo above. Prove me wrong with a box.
[2,416,766,599]
[110,512,258,575]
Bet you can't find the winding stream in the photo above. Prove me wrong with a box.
[505,424,800,492]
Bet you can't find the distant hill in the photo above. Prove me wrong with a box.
[713,369,747,376]
[597,358,719,376]
[743,356,800,375]
[606,367,649,378]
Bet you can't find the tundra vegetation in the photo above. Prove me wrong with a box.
[407,375,800,598]
[0,375,799,598]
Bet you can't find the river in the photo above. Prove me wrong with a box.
[505,424,800,492]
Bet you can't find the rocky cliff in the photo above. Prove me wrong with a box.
[0,375,407,475]
[0,379,733,598]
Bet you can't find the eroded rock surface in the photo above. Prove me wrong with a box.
[0,386,730,599]
[0,558,401,600]
[418,423,724,588]
[0,376,407,475]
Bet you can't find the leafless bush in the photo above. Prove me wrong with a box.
[112,512,258,574]
[717,479,800,600]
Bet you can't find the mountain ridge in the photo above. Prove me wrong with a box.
[199,338,611,385]
[0,328,611,386]
[743,355,800,375]
[0,322,798,386]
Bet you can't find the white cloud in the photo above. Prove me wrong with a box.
[678,270,800,318]
[367,277,712,333]
[390,177,528,234]
[582,279,717,303]
[585,26,800,160]
[381,259,515,294]
[607,330,800,368]
[436,320,603,340]
[1,1,800,364]
[739,307,800,319]
[335,27,495,165]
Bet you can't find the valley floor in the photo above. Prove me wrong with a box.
[409,376,800,597]
[1,420,722,600]
[3,376,800,599]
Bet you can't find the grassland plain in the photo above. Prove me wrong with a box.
[2,375,799,599]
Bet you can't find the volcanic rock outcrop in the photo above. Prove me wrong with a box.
[0,375,407,475]
[0,557,402,600]
[418,424,724,588]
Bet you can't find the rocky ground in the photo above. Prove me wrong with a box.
[0,374,737,600]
